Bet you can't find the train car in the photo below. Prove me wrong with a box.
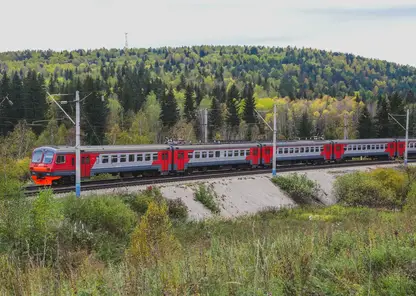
[260,140,333,166]
[331,139,397,161]
[29,145,172,185]
[171,143,262,173]
[396,138,416,158]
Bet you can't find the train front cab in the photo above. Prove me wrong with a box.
[29,147,70,185]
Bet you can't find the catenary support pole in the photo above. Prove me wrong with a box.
[204,108,208,143]
[272,104,277,177]
[75,91,81,197]
[405,108,409,167]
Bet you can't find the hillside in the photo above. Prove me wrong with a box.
[1,46,416,146]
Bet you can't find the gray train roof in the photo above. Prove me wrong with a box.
[172,143,260,150]
[261,140,331,146]
[333,138,396,144]
[34,145,171,153]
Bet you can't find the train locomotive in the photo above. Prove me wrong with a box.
[29,138,412,186]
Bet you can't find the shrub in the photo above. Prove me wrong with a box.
[194,184,221,214]
[63,195,137,238]
[166,198,188,220]
[128,200,180,266]
[272,173,321,205]
[333,171,401,208]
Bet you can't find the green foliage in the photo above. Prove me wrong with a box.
[194,184,221,214]
[128,200,180,266]
[333,169,403,208]
[272,173,321,205]
[63,194,136,238]
[166,198,188,221]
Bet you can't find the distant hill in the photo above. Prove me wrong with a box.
[1,45,415,101]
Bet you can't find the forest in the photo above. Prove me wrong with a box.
[1,45,416,148]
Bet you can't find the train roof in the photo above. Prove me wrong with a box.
[33,145,171,153]
[172,143,260,150]
[332,138,396,144]
[261,140,331,146]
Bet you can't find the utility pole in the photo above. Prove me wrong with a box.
[405,108,409,167]
[272,104,277,176]
[389,109,410,167]
[254,106,276,176]
[204,108,208,143]
[75,91,81,197]
[343,112,348,140]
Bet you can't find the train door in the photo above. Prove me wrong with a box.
[176,151,185,172]
[160,151,171,173]
[81,155,90,177]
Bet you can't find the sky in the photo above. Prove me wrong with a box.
[1,0,416,66]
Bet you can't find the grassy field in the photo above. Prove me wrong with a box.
[0,168,415,295]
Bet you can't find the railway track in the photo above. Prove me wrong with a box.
[24,159,410,196]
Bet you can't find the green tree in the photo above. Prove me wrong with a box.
[208,97,222,140]
[298,110,312,139]
[160,88,179,128]
[375,96,391,138]
[184,84,196,123]
[358,105,375,138]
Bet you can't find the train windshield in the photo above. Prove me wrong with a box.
[31,150,43,163]
[43,151,54,164]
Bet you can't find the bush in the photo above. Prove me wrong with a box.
[63,195,137,238]
[194,184,221,214]
[333,171,401,208]
[166,198,188,220]
[272,173,321,205]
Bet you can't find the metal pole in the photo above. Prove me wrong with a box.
[272,104,277,177]
[204,108,208,143]
[75,91,81,197]
[405,108,409,167]
[344,113,348,140]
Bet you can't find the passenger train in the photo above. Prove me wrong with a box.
[29,138,414,186]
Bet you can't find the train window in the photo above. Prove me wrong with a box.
[289,148,294,154]
[240,150,244,156]
[305,147,309,153]
[215,151,221,157]
[102,155,109,164]
[344,146,347,151]
[145,154,151,161]
[367,145,371,150]
[375,145,379,149]
[294,148,299,153]
[32,150,43,163]
[357,146,362,151]
[228,151,233,157]
[152,153,158,161]
[362,146,366,150]
[284,148,289,154]
[278,148,283,154]
[120,155,127,163]
[111,155,118,163]
[137,154,143,161]
[209,151,214,158]
[321,147,324,152]
[188,152,193,159]
[56,155,66,164]
[43,151,54,164]
[300,148,304,153]
[129,155,135,162]
[162,153,168,160]
[82,156,90,164]
[371,145,375,150]
[195,152,200,159]
[246,150,250,156]
[202,152,207,158]
[234,150,239,156]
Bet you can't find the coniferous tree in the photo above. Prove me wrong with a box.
[0,73,11,136]
[208,97,222,140]
[243,83,256,138]
[375,96,391,138]
[160,88,179,128]
[358,105,375,138]
[298,110,312,139]
[389,92,405,137]
[227,83,240,102]
[184,85,195,123]
[226,98,240,133]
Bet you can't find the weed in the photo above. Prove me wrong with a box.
[194,184,221,214]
